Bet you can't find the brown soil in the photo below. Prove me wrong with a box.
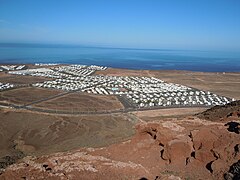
[94,67,152,77]
[0,72,11,78]
[197,100,240,121]
[0,108,136,158]
[0,73,52,85]
[1,115,239,179]
[0,87,62,106]
[133,107,207,121]
[150,71,240,100]
[34,93,124,113]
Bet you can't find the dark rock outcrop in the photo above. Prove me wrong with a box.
[197,100,240,122]
[224,160,240,180]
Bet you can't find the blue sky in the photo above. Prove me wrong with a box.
[0,0,240,50]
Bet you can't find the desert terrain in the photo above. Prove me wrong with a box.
[0,66,239,179]
[0,87,62,106]
[1,101,239,179]
[0,108,136,166]
[34,93,124,113]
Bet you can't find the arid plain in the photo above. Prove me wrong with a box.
[0,66,239,179]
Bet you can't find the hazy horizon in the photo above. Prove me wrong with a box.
[0,43,239,72]
[0,42,240,54]
[1,1,240,51]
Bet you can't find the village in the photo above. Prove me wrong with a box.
[1,64,234,109]
[0,82,14,91]
[0,65,26,71]
[34,74,232,108]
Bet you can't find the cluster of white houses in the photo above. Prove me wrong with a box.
[87,65,107,71]
[34,78,94,91]
[54,64,107,76]
[9,68,71,79]
[32,71,233,108]
[35,63,59,66]
[126,90,232,107]
[4,64,233,108]
[9,65,107,78]
[0,82,14,91]
[54,65,96,76]
[0,65,26,71]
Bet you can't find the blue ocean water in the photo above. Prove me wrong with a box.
[0,43,239,72]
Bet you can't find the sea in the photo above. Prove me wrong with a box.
[0,43,240,72]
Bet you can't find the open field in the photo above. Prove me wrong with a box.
[34,93,124,113]
[95,67,151,77]
[0,87,62,106]
[0,73,52,85]
[0,108,136,158]
[150,71,240,99]
[133,107,208,121]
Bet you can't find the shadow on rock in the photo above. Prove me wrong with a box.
[224,160,240,180]
[225,122,240,134]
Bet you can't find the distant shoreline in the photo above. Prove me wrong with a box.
[0,44,239,72]
[0,63,240,73]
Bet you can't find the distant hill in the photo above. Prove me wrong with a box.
[197,100,240,121]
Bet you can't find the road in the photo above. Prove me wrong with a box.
[1,99,212,116]
[0,84,213,115]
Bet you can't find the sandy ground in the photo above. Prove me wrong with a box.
[95,67,151,77]
[151,71,240,99]
[0,72,52,84]
[0,87,62,106]
[34,93,124,113]
[0,108,136,158]
[133,107,208,121]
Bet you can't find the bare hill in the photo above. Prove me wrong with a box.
[197,100,240,121]
[1,103,240,179]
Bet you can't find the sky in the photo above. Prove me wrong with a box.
[0,0,240,51]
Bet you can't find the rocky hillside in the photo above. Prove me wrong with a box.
[197,100,240,122]
[0,102,239,179]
